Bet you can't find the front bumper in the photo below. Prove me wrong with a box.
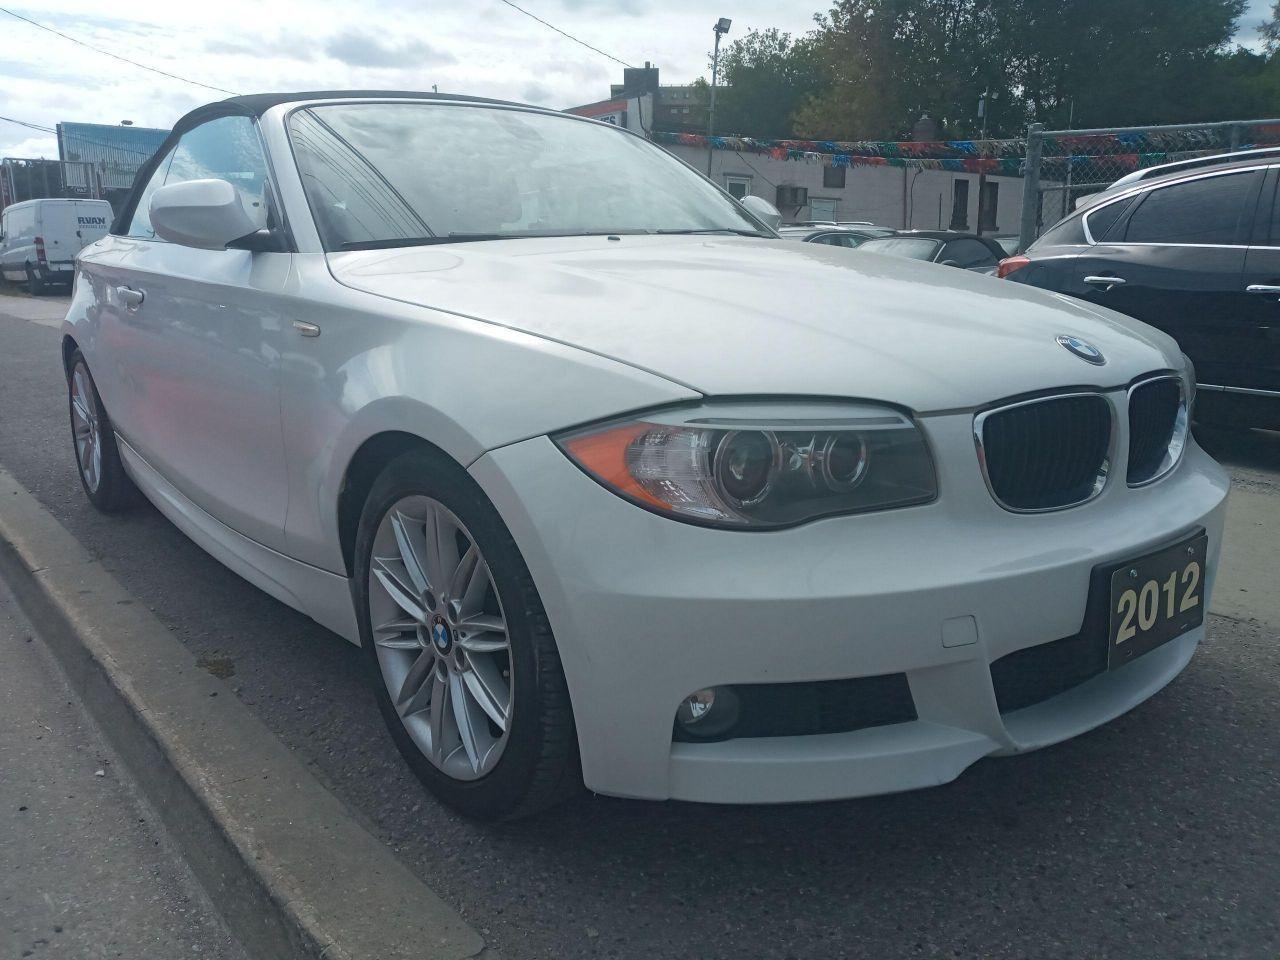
[470,408,1229,803]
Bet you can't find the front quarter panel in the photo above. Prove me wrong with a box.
[279,254,700,572]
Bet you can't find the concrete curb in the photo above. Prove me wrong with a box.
[0,469,489,960]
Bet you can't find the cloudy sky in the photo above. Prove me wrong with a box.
[0,0,1273,158]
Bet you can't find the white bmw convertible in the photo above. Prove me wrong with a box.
[63,91,1228,819]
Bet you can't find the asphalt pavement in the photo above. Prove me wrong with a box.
[0,564,249,960]
[0,291,1277,959]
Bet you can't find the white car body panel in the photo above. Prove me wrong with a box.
[61,93,1232,805]
[470,429,1226,800]
[327,237,1183,411]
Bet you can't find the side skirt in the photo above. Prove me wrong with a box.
[116,435,361,644]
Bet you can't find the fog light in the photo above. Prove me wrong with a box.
[674,685,741,740]
[677,688,716,724]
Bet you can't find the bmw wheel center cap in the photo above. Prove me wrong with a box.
[430,614,453,654]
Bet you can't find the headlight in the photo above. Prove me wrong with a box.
[554,401,937,528]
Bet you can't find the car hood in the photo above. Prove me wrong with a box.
[328,235,1181,411]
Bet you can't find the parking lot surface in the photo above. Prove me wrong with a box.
[0,294,1277,959]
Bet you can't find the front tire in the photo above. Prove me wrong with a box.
[67,351,136,512]
[354,447,580,820]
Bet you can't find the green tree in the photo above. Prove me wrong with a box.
[1003,0,1248,129]
[1260,0,1280,51]
[795,0,1014,139]
[785,0,1248,140]
[710,28,827,138]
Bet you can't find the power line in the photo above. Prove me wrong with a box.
[0,115,54,135]
[0,7,239,95]
[0,115,159,159]
[495,0,633,68]
[732,149,778,188]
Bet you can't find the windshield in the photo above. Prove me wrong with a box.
[857,237,941,260]
[288,102,768,250]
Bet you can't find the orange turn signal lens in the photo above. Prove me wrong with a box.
[561,422,672,510]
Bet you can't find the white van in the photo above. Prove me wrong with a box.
[0,198,113,294]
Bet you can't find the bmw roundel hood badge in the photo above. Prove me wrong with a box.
[1056,335,1106,365]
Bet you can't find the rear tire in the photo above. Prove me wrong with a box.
[67,351,137,512]
[353,446,581,820]
[26,265,45,296]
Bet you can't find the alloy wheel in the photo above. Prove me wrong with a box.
[70,363,102,493]
[367,496,513,781]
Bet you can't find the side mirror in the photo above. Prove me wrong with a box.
[739,194,782,231]
[149,178,265,250]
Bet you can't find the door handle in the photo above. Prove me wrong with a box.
[115,285,144,308]
[1083,275,1126,288]
[292,320,321,338]
[1245,284,1280,295]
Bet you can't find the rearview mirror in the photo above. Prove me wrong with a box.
[739,194,782,231]
[149,178,265,250]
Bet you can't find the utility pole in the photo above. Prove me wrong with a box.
[706,17,732,176]
[975,88,988,236]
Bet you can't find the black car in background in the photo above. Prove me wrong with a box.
[857,230,1007,274]
[777,225,895,247]
[1002,149,1280,428]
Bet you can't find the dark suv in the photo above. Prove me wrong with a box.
[1002,149,1280,427]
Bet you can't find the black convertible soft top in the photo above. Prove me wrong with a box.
[110,90,529,235]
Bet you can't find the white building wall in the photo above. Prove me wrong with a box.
[660,142,1028,235]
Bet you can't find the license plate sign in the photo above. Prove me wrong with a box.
[1108,533,1207,668]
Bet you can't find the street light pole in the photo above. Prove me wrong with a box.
[706,17,731,176]
[976,88,988,236]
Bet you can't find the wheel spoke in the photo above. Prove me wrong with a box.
[450,545,492,622]
[389,511,429,594]
[457,632,508,654]
[449,671,482,772]
[462,658,509,732]
[428,670,451,765]
[372,557,426,622]
[459,612,505,636]
[421,502,460,599]
[71,396,92,427]
[372,616,419,648]
[374,635,420,650]
[73,370,90,409]
[395,652,436,717]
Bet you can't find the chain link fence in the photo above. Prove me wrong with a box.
[1017,118,1280,251]
[1,158,103,208]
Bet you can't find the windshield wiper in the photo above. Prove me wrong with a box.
[654,228,771,238]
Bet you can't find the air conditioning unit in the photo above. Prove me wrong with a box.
[776,185,809,208]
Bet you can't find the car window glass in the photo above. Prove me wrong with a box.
[1265,173,1280,245]
[942,238,996,267]
[1121,171,1258,245]
[1083,200,1128,242]
[811,233,844,246]
[858,237,940,260]
[288,103,762,249]
[1036,214,1086,247]
[125,148,176,239]
[167,116,270,217]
